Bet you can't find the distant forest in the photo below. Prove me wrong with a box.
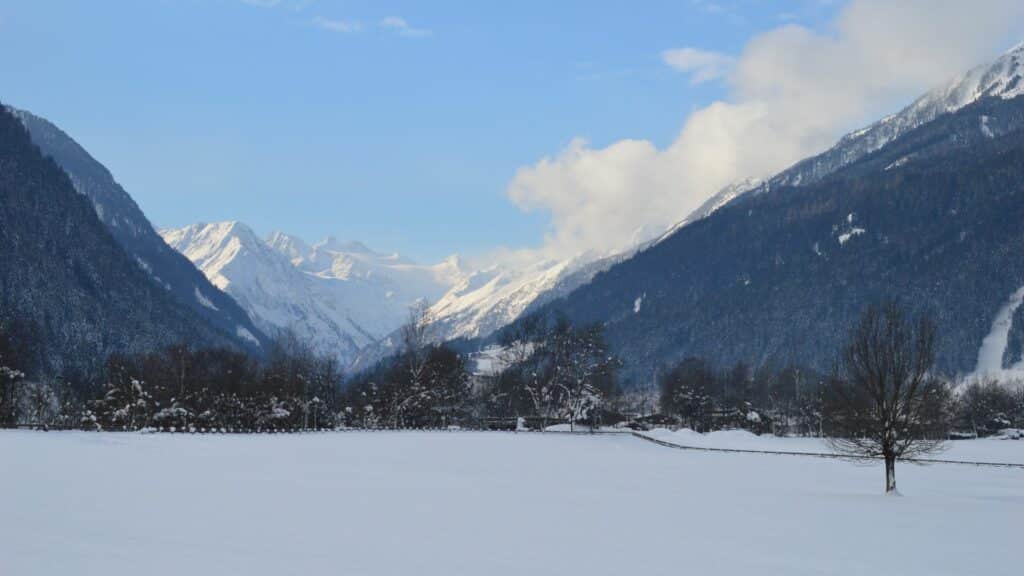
[2,303,1022,437]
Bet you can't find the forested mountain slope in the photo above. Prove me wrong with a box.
[0,105,240,375]
[11,108,266,351]
[519,94,1024,383]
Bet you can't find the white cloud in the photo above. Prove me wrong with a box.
[314,16,362,34]
[662,47,735,84]
[507,0,1024,260]
[379,16,432,38]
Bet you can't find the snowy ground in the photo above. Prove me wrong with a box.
[2,431,1021,576]
[641,428,1024,464]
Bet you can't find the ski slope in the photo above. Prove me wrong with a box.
[1,431,1021,575]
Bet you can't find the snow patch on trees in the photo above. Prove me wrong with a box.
[884,155,911,171]
[237,326,259,344]
[194,286,220,311]
[837,227,865,245]
[980,115,995,139]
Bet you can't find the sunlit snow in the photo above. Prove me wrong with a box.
[837,227,866,245]
[1,431,1020,576]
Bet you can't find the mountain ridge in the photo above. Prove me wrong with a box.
[0,105,243,375]
[514,92,1024,383]
[10,108,268,352]
[161,222,468,364]
[488,44,1024,384]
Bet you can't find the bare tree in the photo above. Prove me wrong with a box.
[401,300,432,352]
[391,301,432,427]
[824,303,951,493]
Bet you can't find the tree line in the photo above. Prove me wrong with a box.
[0,306,627,433]
[341,308,622,431]
[658,303,1022,492]
[1,324,344,432]
[3,303,1022,449]
[656,312,1024,443]
[5,298,1024,493]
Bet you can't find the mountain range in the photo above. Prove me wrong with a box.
[6,43,1024,385]
[499,43,1024,383]
[160,213,661,370]
[160,222,464,364]
[158,43,1024,380]
[5,103,624,373]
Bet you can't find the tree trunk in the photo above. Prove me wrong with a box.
[884,453,897,494]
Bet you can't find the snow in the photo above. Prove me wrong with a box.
[975,285,1024,375]
[981,115,995,139]
[542,424,623,432]
[134,256,152,274]
[193,286,219,311]
[166,222,618,369]
[769,44,1024,191]
[425,257,575,341]
[1,430,1021,575]
[633,293,644,314]
[466,345,516,376]
[236,325,259,344]
[837,227,865,245]
[422,174,766,349]
[161,222,466,364]
[641,428,1024,464]
[165,167,764,366]
[884,156,911,171]
[998,428,1024,440]
[655,177,764,244]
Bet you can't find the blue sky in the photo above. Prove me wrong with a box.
[0,0,847,262]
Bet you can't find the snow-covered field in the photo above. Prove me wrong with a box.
[641,428,1024,464]
[2,431,1021,576]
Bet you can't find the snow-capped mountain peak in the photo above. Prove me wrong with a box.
[162,223,470,365]
[162,221,294,296]
[929,42,1024,108]
[681,43,1024,224]
[313,237,374,255]
[655,177,764,244]
[265,230,311,265]
[769,42,1024,191]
